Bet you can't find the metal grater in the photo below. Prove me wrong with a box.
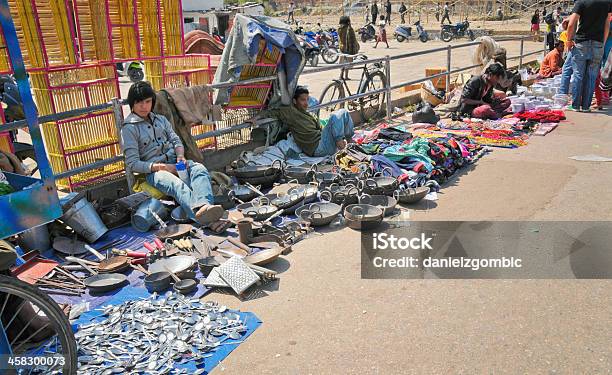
[202,268,229,288]
[217,256,260,295]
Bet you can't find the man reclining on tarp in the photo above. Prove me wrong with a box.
[249,86,355,156]
[121,82,229,232]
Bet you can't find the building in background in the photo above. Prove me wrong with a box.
[184,2,264,39]
[182,0,224,11]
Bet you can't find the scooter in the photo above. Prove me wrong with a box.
[440,18,475,42]
[116,61,144,83]
[394,24,412,42]
[395,21,429,43]
[358,23,376,43]
[414,20,429,42]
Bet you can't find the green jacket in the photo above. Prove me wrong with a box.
[264,105,321,156]
[338,24,360,55]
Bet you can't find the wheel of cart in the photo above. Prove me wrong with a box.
[0,273,78,374]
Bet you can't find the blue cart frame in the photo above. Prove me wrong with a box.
[0,0,62,240]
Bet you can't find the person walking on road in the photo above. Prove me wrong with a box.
[371,1,379,25]
[338,16,360,80]
[531,9,540,42]
[366,4,370,23]
[287,1,295,24]
[385,0,392,25]
[435,3,441,22]
[374,15,389,48]
[565,0,612,112]
[441,2,452,24]
[399,2,407,24]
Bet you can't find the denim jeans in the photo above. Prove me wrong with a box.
[559,49,574,95]
[571,40,604,110]
[313,109,355,157]
[146,160,214,220]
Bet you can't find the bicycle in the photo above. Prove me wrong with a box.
[318,54,387,122]
[0,272,78,374]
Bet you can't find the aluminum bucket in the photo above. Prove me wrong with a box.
[61,198,108,243]
[131,198,169,233]
[17,224,50,252]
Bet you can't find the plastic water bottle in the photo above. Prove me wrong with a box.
[176,160,189,185]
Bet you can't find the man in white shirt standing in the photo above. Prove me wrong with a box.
[288,1,296,24]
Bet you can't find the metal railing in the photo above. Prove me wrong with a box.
[7,35,545,190]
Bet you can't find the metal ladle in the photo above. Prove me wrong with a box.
[163,266,197,295]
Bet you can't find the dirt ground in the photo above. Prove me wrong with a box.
[208,108,612,373]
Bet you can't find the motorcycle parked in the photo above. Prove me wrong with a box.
[358,23,376,43]
[395,20,429,43]
[116,61,144,83]
[440,18,475,42]
[315,27,340,64]
[297,34,321,67]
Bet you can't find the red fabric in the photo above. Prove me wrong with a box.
[513,110,566,123]
[595,72,603,107]
[377,28,388,42]
[472,96,511,119]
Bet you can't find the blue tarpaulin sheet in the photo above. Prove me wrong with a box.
[16,224,212,309]
[74,286,262,374]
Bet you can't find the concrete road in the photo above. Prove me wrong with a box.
[209,109,612,374]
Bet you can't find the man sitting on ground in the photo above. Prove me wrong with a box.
[121,81,229,232]
[250,86,354,157]
[539,40,564,78]
[459,63,511,119]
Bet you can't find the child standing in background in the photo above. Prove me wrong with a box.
[374,15,389,48]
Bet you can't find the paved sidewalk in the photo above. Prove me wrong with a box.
[212,109,612,374]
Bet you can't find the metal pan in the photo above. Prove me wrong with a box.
[359,194,397,217]
[343,204,384,231]
[52,236,89,256]
[144,271,172,293]
[271,192,304,210]
[243,205,279,222]
[148,255,196,276]
[155,223,193,240]
[65,257,127,293]
[244,244,283,265]
[394,187,430,204]
[296,202,342,227]
[232,160,283,178]
[232,184,260,202]
[284,165,317,184]
[237,173,280,188]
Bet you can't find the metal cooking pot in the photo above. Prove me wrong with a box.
[296,202,342,227]
[359,194,397,217]
[394,186,430,204]
[343,204,384,231]
[284,164,318,184]
[232,160,283,178]
[243,205,279,222]
[358,177,399,196]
